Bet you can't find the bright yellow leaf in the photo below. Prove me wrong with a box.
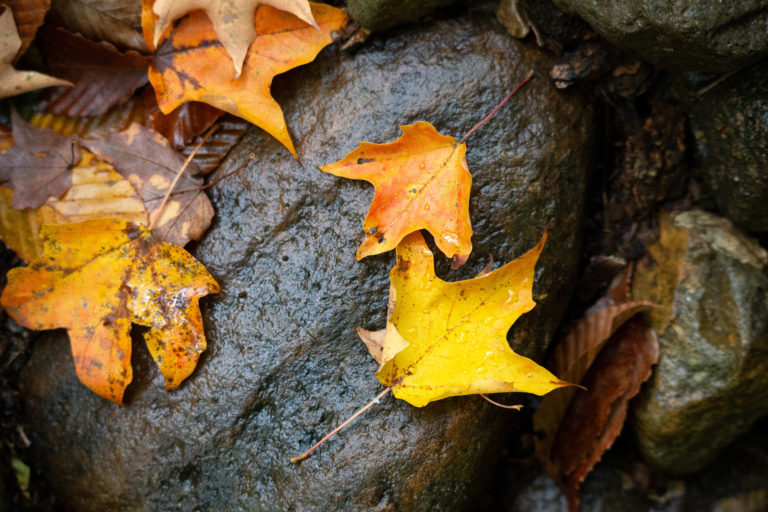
[372,231,568,407]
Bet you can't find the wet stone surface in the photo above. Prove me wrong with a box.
[692,60,768,233]
[16,4,594,510]
[346,0,460,31]
[552,0,768,72]
[631,210,768,475]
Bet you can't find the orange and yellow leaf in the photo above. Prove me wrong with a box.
[321,122,473,264]
[0,218,219,404]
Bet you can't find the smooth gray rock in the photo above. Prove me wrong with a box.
[346,0,459,30]
[692,61,768,233]
[553,0,768,72]
[632,210,768,475]
[17,5,594,510]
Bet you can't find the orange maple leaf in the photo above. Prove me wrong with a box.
[320,122,472,266]
[151,0,318,77]
[147,2,348,157]
[0,218,219,404]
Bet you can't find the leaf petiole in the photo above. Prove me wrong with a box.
[291,386,393,463]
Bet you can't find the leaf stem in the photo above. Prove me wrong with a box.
[459,70,535,145]
[148,125,219,232]
[480,393,523,410]
[290,386,393,463]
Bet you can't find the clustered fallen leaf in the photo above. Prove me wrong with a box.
[533,266,659,511]
[0,0,661,498]
[0,0,347,403]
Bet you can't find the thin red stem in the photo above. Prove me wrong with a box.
[291,387,393,463]
[459,70,535,145]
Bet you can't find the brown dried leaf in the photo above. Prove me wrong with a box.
[142,88,222,150]
[0,108,80,209]
[38,27,149,116]
[50,0,146,52]
[0,152,149,262]
[0,125,10,150]
[6,0,51,58]
[552,318,659,512]
[82,123,213,247]
[533,266,654,472]
[179,115,250,175]
[0,7,71,99]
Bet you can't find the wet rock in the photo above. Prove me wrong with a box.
[346,0,459,31]
[552,0,768,72]
[631,210,768,475]
[17,4,594,510]
[692,61,768,233]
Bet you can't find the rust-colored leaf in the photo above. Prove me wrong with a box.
[321,122,472,265]
[6,0,51,58]
[359,231,568,407]
[0,151,148,262]
[50,0,147,52]
[148,2,348,157]
[142,87,222,150]
[551,317,659,512]
[38,26,150,117]
[0,218,219,404]
[0,108,79,209]
[533,266,655,491]
[82,123,213,247]
[151,0,317,77]
[0,6,71,99]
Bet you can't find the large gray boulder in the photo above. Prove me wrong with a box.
[16,5,594,510]
[632,210,768,474]
[553,0,768,72]
[692,60,768,233]
[346,0,459,31]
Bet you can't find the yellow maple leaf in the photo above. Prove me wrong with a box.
[0,218,219,404]
[368,231,568,407]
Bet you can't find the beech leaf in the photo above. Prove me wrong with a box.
[142,88,223,150]
[51,0,147,52]
[362,231,568,407]
[38,26,150,117]
[82,123,214,247]
[0,218,219,404]
[6,0,51,58]
[0,108,80,209]
[0,6,71,99]
[148,3,348,157]
[551,318,659,512]
[533,266,656,498]
[151,0,318,76]
[321,122,473,265]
